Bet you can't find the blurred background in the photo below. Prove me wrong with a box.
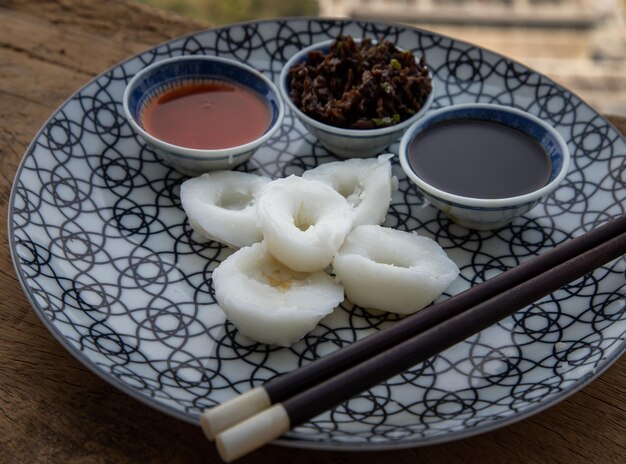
[136,0,626,116]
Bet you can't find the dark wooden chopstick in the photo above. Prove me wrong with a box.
[284,228,626,425]
[201,214,626,440]
[214,227,626,461]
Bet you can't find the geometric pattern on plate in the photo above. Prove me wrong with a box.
[9,18,626,449]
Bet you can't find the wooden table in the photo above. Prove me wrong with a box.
[1,1,624,462]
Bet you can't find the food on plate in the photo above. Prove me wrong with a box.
[142,79,271,150]
[332,225,459,314]
[286,35,432,129]
[256,176,355,272]
[179,158,459,345]
[180,171,270,248]
[212,242,344,347]
[302,153,397,226]
[406,119,552,199]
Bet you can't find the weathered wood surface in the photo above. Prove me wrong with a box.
[0,1,624,463]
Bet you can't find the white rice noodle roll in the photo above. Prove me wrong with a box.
[256,176,355,272]
[333,225,459,315]
[212,242,344,346]
[302,154,396,226]
[180,171,270,248]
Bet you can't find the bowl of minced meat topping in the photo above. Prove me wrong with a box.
[279,35,433,158]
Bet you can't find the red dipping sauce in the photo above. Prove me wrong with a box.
[141,80,271,150]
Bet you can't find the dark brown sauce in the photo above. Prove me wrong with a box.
[407,120,551,198]
[142,80,270,150]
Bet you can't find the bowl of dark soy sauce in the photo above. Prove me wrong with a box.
[398,104,570,230]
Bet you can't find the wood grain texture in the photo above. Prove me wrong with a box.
[0,1,624,463]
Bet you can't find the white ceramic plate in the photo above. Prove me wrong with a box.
[9,18,626,449]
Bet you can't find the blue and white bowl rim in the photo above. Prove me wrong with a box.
[122,55,284,157]
[399,103,571,208]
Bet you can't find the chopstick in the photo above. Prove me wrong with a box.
[202,214,626,441]
[214,227,626,461]
[204,215,626,461]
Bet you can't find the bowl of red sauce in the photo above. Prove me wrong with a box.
[399,103,570,230]
[123,55,284,175]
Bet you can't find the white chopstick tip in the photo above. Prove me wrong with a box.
[200,387,271,441]
[216,404,290,462]
[200,412,218,441]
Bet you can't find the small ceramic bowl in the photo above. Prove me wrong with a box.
[279,39,434,158]
[123,55,284,175]
[399,103,570,230]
